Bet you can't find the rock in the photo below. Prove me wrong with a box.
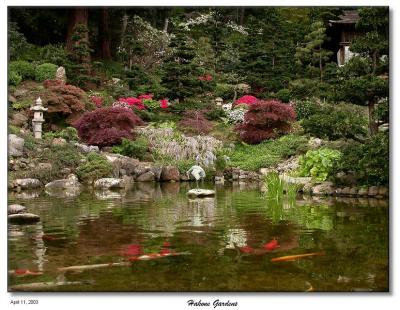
[8,204,27,215]
[349,187,358,196]
[368,186,379,197]
[215,176,224,184]
[94,178,126,189]
[9,134,24,157]
[74,143,99,153]
[180,175,190,181]
[103,153,140,177]
[8,213,40,224]
[10,112,28,127]
[45,186,81,198]
[312,182,334,196]
[151,166,163,180]
[52,137,67,146]
[335,171,358,186]
[161,166,180,182]
[341,187,351,195]
[8,94,17,103]
[137,171,155,182]
[280,174,312,185]
[55,66,66,84]
[259,168,272,176]
[45,174,81,190]
[187,189,216,198]
[335,188,342,195]
[13,178,42,190]
[61,167,71,175]
[308,137,323,148]
[14,88,28,98]
[38,163,52,170]
[357,188,369,197]
[377,186,388,197]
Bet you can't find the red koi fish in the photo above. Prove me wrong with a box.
[9,269,43,276]
[120,244,143,256]
[239,245,254,254]
[263,239,280,251]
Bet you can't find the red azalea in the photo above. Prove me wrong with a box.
[198,74,213,81]
[263,239,280,251]
[120,244,143,256]
[239,245,254,254]
[159,99,169,109]
[235,95,258,106]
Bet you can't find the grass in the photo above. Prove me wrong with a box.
[228,134,309,171]
[263,172,301,203]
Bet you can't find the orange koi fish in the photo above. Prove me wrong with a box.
[270,252,324,262]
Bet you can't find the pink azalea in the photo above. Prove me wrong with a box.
[159,99,169,109]
[138,94,154,100]
[235,95,258,106]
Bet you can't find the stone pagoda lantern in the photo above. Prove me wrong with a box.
[30,97,47,139]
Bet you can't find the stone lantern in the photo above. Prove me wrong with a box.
[30,97,47,139]
[215,97,223,106]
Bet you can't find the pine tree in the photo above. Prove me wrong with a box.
[160,26,202,101]
[295,21,332,82]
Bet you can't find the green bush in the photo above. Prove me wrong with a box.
[9,71,22,86]
[275,88,291,103]
[112,137,148,160]
[215,83,234,100]
[298,148,342,182]
[338,132,388,185]
[41,144,83,169]
[43,127,79,142]
[293,99,318,120]
[9,61,35,80]
[76,152,113,183]
[35,63,58,82]
[228,134,309,171]
[12,99,32,111]
[301,103,368,141]
[39,44,68,66]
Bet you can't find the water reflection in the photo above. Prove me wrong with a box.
[8,182,388,292]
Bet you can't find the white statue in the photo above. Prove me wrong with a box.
[186,165,206,181]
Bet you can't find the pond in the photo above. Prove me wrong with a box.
[8,182,389,292]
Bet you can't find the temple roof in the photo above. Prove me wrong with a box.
[329,10,359,26]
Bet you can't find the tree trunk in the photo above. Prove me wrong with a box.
[239,7,245,26]
[368,100,379,135]
[98,8,112,59]
[319,45,323,82]
[163,17,169,33]
[65,8,89,53]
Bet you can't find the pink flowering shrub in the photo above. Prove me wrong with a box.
[159,99,169,109]
[198,74,213,81]
[73,107,144,146]
[235,95,258,106]
[118,97,146,110]
[89,95,103,108]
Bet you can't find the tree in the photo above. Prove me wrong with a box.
[66,8,89,56]
[160,26,202,101]
[335,7,389,135]
[295,21,332,82]
[98,8,112,59]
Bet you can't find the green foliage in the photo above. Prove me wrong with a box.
[76,152,113,184]
[275,88,291,103]
[228,134,308,171]
[40,143,83,171]
[12,98,32,111]
[293,99,318,120]
[301,103,368,141]
[112,137,148,160]
[8,22,30,61]
[39,44,68,66]
[43,127,79,142]
[142,99,160,111]
[35,63,58,82]
[215,83,235,100]
[264,172,284,200]
[298,148,342,182]
[9,61,35,80]
[338,132,388,185]
[8,71,22,86]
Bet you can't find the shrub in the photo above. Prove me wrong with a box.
[275,89,291,103]
[301,103,368,141]
[39,143,83,171]
[293,99,318,120]
[178,110,213,135]
[298,148,342,182]
[234,95,258,106]
[9,61,35,80]
[73,107,144,147]
[42,80,88,124]
[215,83,235,99]
[235,99,296,144]
[43,127,79,142]
[35,63,58,82]
[39,44,68,66]
[338,132,388,185]
[112,137,148,160]
[9,71,22,86]
[76,152,113,183]
[228,134,309,171]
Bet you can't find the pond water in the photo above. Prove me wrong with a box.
[8,182,389,292]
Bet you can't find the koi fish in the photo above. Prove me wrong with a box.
[9,269,43,276]
[238,245,254,254]
[162,242,171,247]
[263,239,280,251]
[270,252,324,262]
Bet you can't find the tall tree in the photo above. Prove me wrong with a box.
[66,8,89,56]
[98,8,112,59]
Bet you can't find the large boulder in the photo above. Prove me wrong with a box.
[136,171,155,182]
[45,174,81,190]
[10,112,28,127]
[161,166,180,182]
[312,182,335,196]
[8,213,40,224]
[187,189,215,198]
[94,178,126,189]
[9,134,25,157]
[8,204,27,215]
[103,153,140,177]
[13,178,42,190]
[74,143,99,153]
